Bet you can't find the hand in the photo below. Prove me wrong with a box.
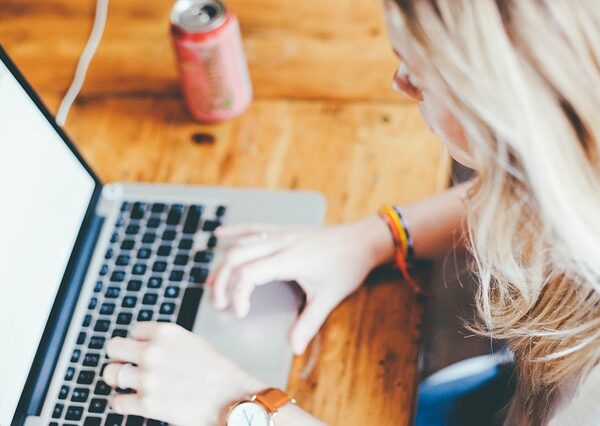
[207,215,394,355]
[103,322,264,426]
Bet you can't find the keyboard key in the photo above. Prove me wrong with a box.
[71,387,90,403]
[151,203,166,214]
[147,420,169,426]
[93,281,103,293]
[94,380,112,396]
[83,353,100,367]
[89,398,108,413]
[170,270,184,282]
[179,238,193,250]
[100,303,115,315]
[110,232,119,243]
[152,261,167,273]
[190,267,209,284]
[77,370,95,385]
[157,245,172,257]
[64,367,75,381]
[177,287,204,331]
[105,248,114,260]
[207,234,218,248]
[166,204,184,225]
[194,250,213,263]
[117,312,132,325]
[142,232,156,244]
[121,239,135,250]
[59,385,69,400]
[127,279,142,291]
[105,287,121,298]
[148,277,163,289]
[89,336,105,350]
[110,271,126,282]
[120,202,130,212]
[174,254,189,266]
[77,332,87,345]
[105,413,124,425]
[126,225,140,235]
[52,403,64,419]
[202,219,222,232]
[82,315,92,327]
[132,264,147,275]
[216,205,227,217]
[84,417,102,426]
[115,216,125,228]
[116,255,131,266]
[71,349,81,363]
[88,297,98,310]
[165,286,179,298]
[138,310,153,321]
[183,205,203,234]
[122,296,138,308]
[112,328,128,338]
[147,217,161,229]
[65,405,84,421]
[99,265,109,276]
[162,230,177,241]
[126,416,145,426]
[143,293,158,305]
[130,202,148,220]
[159,303,175,316]
[137,248,152,259]
[94,319,111,332]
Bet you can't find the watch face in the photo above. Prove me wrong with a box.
[227,402,271,426]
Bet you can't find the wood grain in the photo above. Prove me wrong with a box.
[0,0,451,424]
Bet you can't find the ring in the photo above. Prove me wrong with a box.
[116,363,134,389]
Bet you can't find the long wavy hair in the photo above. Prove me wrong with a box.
[389,0,600,423]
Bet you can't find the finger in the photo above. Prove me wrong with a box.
[106,337,146,364]
[215,223,280,239]
[129,321,161,341]
[290,299,334,355]
[229,254,289,318]
[111,393,145,417]
[103,363,142,390]
[209,242,287,310]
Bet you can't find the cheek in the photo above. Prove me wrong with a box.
[419,100,475,168]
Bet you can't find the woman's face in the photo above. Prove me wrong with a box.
[384,1,474,168]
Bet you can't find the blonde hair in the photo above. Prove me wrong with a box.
[390,0,600,423]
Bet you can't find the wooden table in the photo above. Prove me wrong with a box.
[0,1,450,424]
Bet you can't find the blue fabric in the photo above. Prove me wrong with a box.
[415,363,515,426]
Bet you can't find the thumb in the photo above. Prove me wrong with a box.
[290,298,333,355]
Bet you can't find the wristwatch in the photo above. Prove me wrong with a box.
[226,388,296,426]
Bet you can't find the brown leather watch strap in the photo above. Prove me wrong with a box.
[253,388,296,413]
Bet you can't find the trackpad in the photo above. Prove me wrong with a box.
[192,282,303,389]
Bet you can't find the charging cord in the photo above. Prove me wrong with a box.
[55,0,109,127]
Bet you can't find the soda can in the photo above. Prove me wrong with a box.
[170,0,253,122]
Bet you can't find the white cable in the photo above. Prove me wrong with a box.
[55,0,109,127]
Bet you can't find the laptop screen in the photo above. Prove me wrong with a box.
[0,59,96,424]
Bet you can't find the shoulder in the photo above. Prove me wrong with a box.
[548,364,600,426]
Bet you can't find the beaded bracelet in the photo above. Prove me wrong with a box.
[378,205,421,293]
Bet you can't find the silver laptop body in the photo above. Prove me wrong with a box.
[0,47,326,426]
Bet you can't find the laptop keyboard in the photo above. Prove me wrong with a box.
[49,201,226,426]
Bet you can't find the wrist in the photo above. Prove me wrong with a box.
[358,214,396,268]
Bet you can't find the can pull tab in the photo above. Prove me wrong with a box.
[186,4,218,25]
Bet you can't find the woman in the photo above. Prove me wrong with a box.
[103,0,600,424]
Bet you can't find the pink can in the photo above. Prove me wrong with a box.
[170,0,253,123]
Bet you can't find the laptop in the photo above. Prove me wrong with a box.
[0,46,326,426]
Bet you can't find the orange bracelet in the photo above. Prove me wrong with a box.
[378,207,422,293]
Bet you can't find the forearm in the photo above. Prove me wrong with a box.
[364,181,471,266]
[275,404,327,426]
